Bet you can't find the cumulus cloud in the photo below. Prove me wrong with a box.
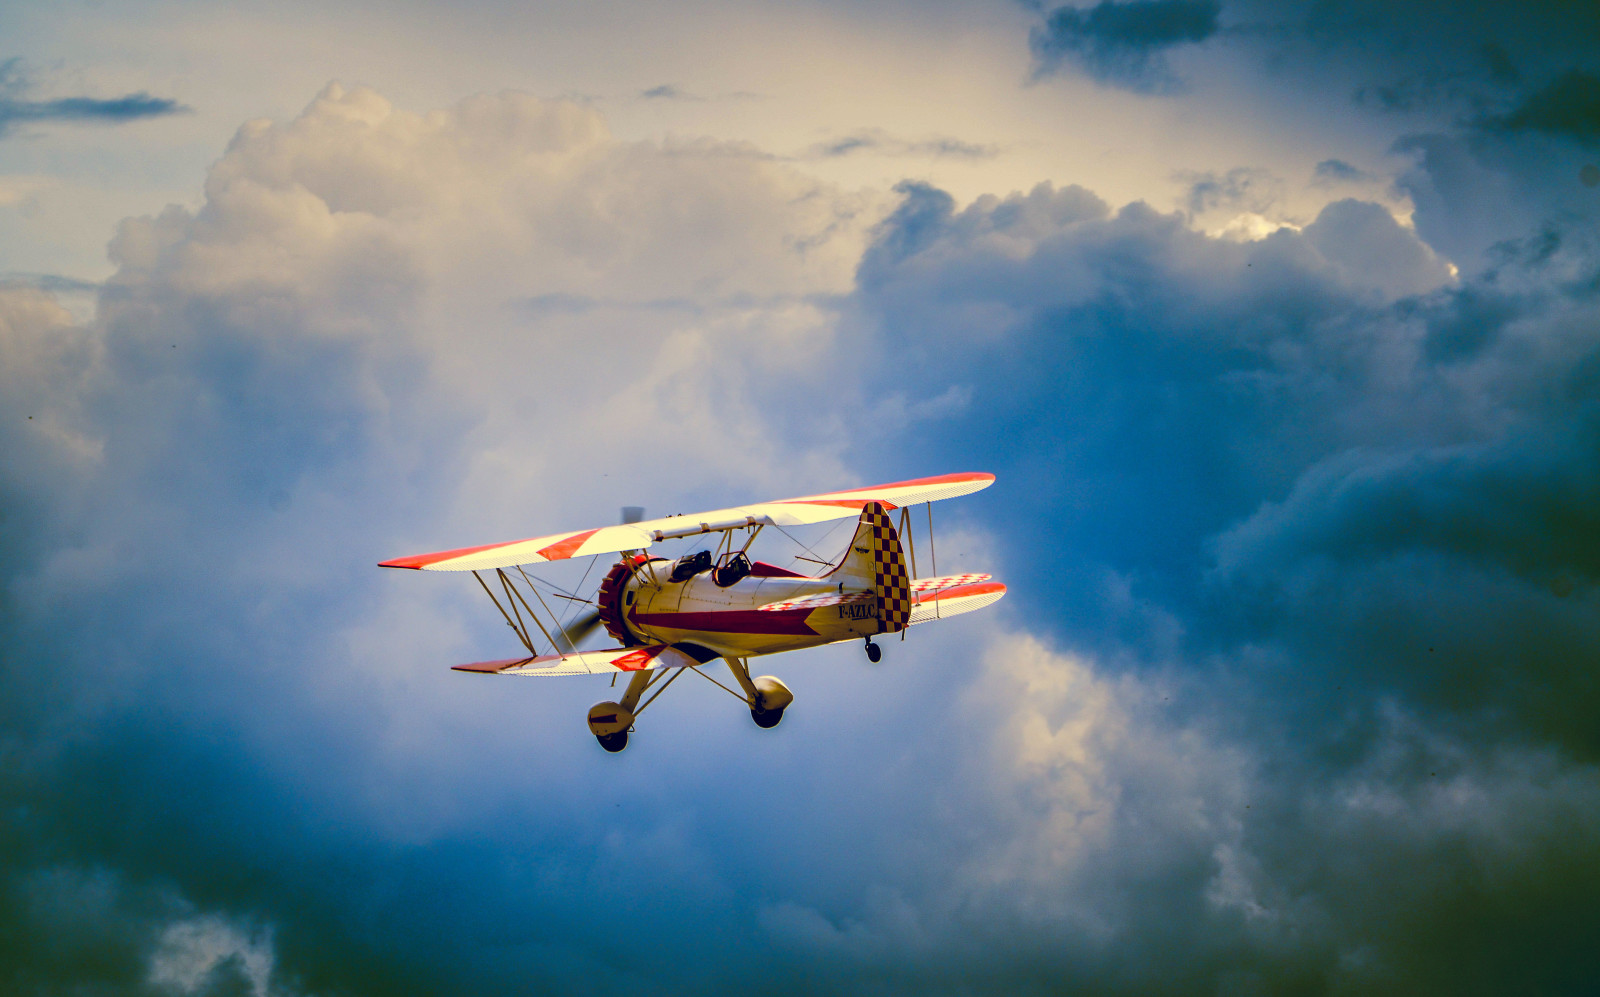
[836,162,1600,988]
[0,82,891,995]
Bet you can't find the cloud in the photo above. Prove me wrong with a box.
[834,165,1600,987]
[804,128,999,161]
[1182,166,1282,215]
[7,63,1600,995]
[0,58,187,136]
[1312,158,1371,184]
[0,92,187,128]
[0,81,892,995]
[640,83,698,100]
[1489,69,1600,145]
[148,915,286,997]
[1030,0,1221,92]
[849,173,1591,745]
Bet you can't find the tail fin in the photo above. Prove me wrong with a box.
[829,501,912,634]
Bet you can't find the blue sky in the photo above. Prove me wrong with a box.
[3,1,1600,994]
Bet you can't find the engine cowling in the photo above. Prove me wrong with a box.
[596,553,664,647]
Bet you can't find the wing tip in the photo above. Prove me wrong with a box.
[451,657,538,673]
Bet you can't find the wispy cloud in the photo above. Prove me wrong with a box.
[1312,158,1373,185]
[0,58,188,137]
[638,84,761,102]
[803,128,999,161]
[640,83,699,100]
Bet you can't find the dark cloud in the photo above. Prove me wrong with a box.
[0,56,186,136]
[0,93,187,136]
[1030,0,1220,92]
[1490,69,1600,144]
[1312,158,1371,184]
[842,169,1600,988]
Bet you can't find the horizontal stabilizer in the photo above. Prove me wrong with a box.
[907,579,1005,625]
[760,573,992,613]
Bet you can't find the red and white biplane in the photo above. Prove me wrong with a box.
[380,472,1004,751]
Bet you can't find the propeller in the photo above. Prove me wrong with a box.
[557,506,645,651]
[559,608,603,650]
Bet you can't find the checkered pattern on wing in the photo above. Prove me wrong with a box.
[862,501,911,634]
[909,573,990,594]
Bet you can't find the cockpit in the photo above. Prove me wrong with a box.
[669,549,713,582]
[668,548,753,587]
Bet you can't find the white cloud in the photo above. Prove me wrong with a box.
[149,914,285,997]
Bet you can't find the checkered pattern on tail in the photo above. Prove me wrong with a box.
[860,501,911,634]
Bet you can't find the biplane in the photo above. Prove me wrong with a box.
[379,472,1004,751]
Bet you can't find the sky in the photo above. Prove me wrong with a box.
[2,1,1599,994]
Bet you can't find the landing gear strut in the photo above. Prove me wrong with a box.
[865,638,881,663]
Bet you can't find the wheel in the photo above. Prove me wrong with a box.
[596,730,629,752]
[865,641,881,663]
[751,706,784,729]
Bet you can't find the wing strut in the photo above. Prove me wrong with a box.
[473,569,537,656]
[519,569,579,654]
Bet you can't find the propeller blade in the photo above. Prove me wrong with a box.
[621,506,645,525]
[559,608,603,650]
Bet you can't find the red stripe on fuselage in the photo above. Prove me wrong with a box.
[628,608,819,636]
[749,561,812,578]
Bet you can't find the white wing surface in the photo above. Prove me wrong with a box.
[451,643,706,676]
[907,578,1006,625]
[381,471,994,572]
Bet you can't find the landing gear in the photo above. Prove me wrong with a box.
[865,638,881,663]
[588,696,639,754]
[723,659,794,731]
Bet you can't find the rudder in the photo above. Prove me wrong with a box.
[830,500,911,634]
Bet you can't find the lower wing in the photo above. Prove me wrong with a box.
[452,643,711,676]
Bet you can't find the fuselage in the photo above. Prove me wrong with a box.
[614,558,880,658]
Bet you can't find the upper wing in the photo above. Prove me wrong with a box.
[379,524,653,571]
[381,471,994,572]
[451,643,707,676]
